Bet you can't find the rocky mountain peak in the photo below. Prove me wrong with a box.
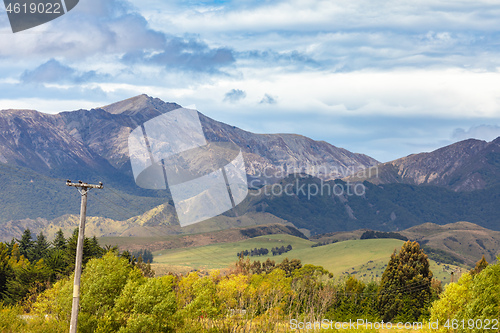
[100,94,181,116]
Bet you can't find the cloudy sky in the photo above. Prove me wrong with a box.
[1,0,500,162]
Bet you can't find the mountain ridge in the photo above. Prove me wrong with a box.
[346,137,500,191]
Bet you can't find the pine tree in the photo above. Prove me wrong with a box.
[89,236,104,258]
[65,229,104,273]
[378,241,433,321]
[52,229,66,250]
[16,229,34,261]
[32,232,50,262]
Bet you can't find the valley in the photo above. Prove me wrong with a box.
[149,234,463,283]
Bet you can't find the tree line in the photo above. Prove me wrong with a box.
[0,228,152,305]
[130,249,153,263]
[0,236,497,332]
[360,230,408,241]
[237,244,292,258]
[237,247,269,257]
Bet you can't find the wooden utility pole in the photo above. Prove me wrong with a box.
[66,180,103,333]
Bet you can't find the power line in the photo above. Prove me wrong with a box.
[89,190,138,221]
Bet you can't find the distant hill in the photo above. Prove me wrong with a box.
[0,210,293,242]
[346,137,500,191]
[312,221,500,267]
[0,162,170,224]
[400,221,500,266]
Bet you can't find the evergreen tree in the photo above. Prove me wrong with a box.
[378,241,433,321]
[17,229,34,261]
[45,248,67,280]
[89,236,104,258]
[131,249,148,262]
[469,255,488,276]
[5,259,52,304]
[65,229,105,274]
[52,229,66,250]
[31,232,50,262]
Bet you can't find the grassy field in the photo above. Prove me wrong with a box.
[152,235,460,282]
[152,234,313,274]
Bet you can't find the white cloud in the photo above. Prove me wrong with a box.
[0,98,104,113]
[160,68,500,119]
[139,0,500,74]
[144,0,500,34]
[453,125,500,142]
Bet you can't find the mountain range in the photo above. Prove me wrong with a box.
[0,94,377,184]
[0,95,498,241]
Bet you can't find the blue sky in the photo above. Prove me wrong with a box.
[1,0,500,162]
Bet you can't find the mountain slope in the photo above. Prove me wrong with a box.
[1,171,499,240]
[0,161,170,224]
[243,175,500,234]
[347,137,500,191]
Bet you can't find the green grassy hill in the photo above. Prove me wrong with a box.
[151,235,461,283]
